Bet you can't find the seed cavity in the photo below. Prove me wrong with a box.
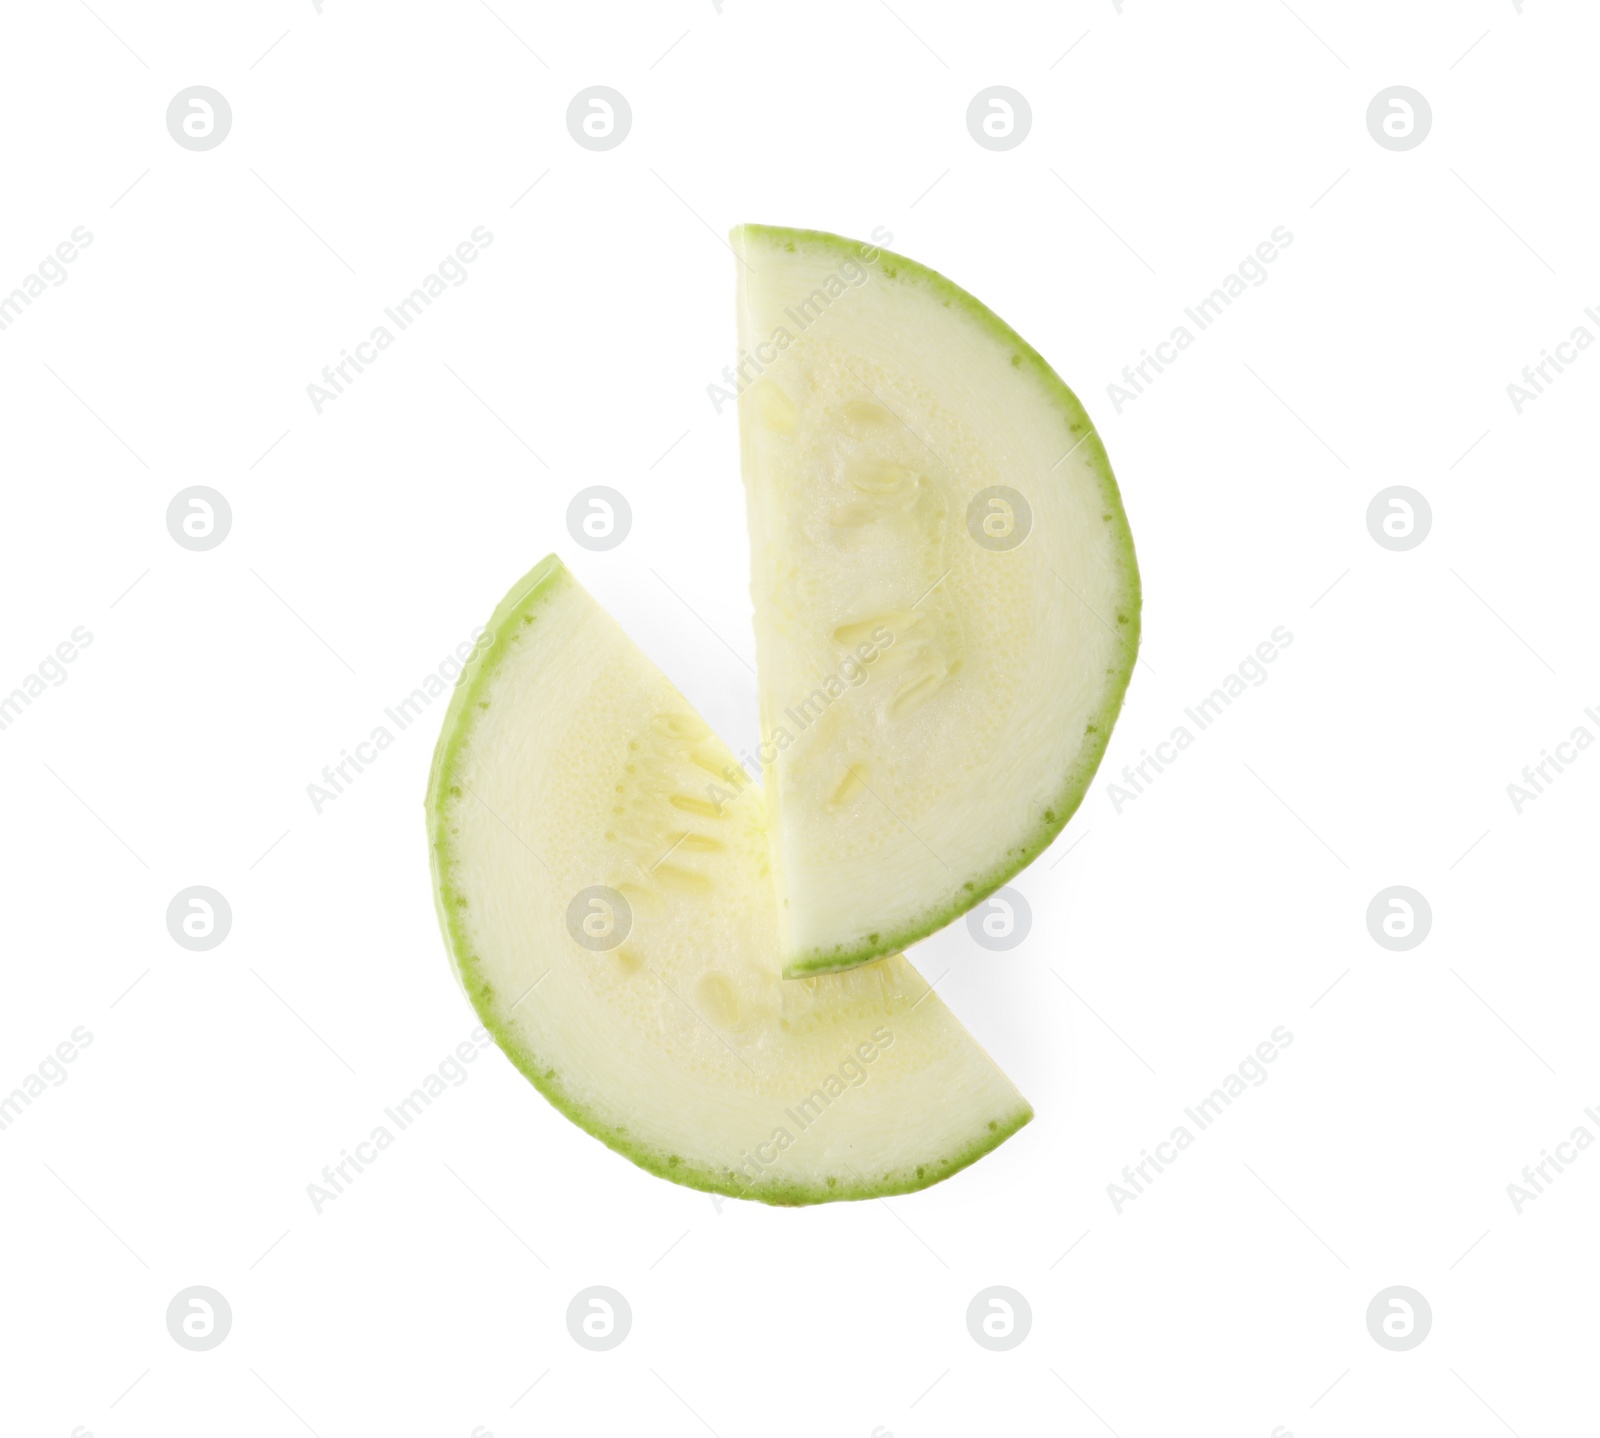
[669,794,723,819]
[653,864,714,895]
[829,766,867,808]
[652,713,710,741]
[663,830,725,853]
[833,612,918,648]
[695,972,741,1028]
[831,502,880,528]
[687,747,732,779]
[887,668,949,721]
[843,399,895,427]
[750,378,799,433]
[844,456,914,494]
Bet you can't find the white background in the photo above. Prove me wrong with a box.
[2,1,1596,1435]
